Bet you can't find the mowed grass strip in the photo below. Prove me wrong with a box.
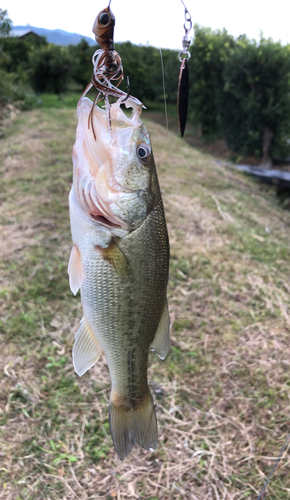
[0,107,290,499]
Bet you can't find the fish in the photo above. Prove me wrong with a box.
[68,95,170,460]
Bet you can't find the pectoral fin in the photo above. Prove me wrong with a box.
[150,301,170,360]
[99,242,131,282]
[68,244,85,295]
[73,317,102,376]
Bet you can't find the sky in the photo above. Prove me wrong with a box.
[5,0,290,49]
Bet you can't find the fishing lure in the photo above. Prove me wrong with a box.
[177,0,192,137]
[82,1,138,139]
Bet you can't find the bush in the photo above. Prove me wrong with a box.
[116,42,179,103]
[0,70,42,119]
[188,25,235,136]
[29,44,72,94]
[188,26,290,159]
[0,69,18,110]
[221,37,290,158]
[68,39,96,89]
[0,33,47,75]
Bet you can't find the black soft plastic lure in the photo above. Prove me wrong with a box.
[177,1,192,138]
[178,58,189,138]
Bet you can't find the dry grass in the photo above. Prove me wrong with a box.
[0,107,290,499]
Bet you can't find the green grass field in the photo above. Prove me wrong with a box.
[1,105,290,499]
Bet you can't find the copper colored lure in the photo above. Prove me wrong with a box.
[178,59,189,138]
[92,4,115,50]
[81,2,140,140]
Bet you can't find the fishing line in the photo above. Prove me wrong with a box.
[159,48,181,207]
[256,431,290,499]
[159,49,170,158]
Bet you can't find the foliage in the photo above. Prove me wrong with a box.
[2,14,290,159]
[0,70,42,119]
[221,37,290,157]
[116,42,180,103]
[0,8,11,37]
[0,32,47,74]
[28,44,72,94]
[189,25,290,158]
[188,25,235,136]
[68,39,96,88]
[0,70,18,110]
[0,37,42,117]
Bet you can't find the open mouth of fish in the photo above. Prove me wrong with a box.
[90,213,121,228]
[73,95,151,233]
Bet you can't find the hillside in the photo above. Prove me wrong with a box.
[0,105,290,499]
[11,25,96,46]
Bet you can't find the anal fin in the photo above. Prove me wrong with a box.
[68,244,85,295]
[150,300,170,360]
[73,317,102,376]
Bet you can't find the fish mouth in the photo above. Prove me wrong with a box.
[90,213,123,229]
[74,96,146,233]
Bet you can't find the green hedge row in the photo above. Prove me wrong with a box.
[188,26,290,159]
[0,35,180,103]
[2,20,290,158]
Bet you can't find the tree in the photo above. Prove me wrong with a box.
[68,39,96,89]
[115,42,179,104]
[29,44,72,94]
[188,25,235,136]
[0,34,48,74]
[188,26,290,160]
[0,8,11,37]
[221,37,290,158]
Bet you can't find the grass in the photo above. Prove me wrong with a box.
[0,103,290,499]
[39,92,81,109]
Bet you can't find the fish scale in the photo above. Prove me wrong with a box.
[81,198,168,399]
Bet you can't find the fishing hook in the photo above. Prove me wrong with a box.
[122,76,131,103]
[85,3,141,140]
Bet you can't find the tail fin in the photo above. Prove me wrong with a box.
[109,391,158,460]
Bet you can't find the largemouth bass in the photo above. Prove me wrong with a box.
[68,95,170,460]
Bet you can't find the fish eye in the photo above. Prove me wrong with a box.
[137,144,151,162]
[99,12,110,26]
